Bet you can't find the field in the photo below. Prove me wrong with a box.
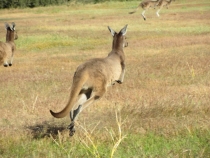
[0,0,210,157]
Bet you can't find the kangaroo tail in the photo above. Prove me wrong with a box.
[50,74,87,118]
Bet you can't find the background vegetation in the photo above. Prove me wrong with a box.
[0,0,131,9]
[0,0,210,157]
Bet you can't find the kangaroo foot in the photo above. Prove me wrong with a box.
[116,80,122,84]
[67,122,75,136]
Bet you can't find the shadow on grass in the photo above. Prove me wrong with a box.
[27,121,67,139]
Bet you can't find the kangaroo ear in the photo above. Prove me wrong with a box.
[108,26,116,37]
[120,24,128,36]
[4,23,9,30]
[11,22,16,31]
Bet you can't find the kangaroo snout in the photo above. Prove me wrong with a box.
[124,41,128,47]
[15,34,18,40]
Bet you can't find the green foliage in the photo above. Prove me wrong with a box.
[0,0,66,8]
[1,129,209,157]
[124,130,210,157]
[0,0,133,9]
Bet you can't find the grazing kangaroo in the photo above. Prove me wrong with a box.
[129,0,161,20]
[156,0,175,17]
[50,25,128,136]
[0,22,18,67]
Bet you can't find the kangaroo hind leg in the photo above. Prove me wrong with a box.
[9,54,14,66]
[70,88,92,122]
[141,10,146,20]
[68,84,107,136]
[3,56,9,67]
[68,88,92,136]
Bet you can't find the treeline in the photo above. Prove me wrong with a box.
[0,0,130,9]
[0,0,69,8]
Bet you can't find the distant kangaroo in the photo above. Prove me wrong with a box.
[0,22,18,67]
[50,25,128,136]
[155,0,175,17]
[129,0,161,20]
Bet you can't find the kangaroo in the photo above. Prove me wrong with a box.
[50,25,128,136]
[129,0,161,20]
[155,0,175,17]
[0,22,18,67]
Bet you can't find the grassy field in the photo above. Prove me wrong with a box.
[0,0,210,157]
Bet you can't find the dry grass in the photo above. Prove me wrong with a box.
[0,0,210,157]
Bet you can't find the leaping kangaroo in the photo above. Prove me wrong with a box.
[129,0,175,20]
[50,25,128,136]
[129,0,161,20]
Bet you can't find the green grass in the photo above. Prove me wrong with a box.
[1,129,209,157]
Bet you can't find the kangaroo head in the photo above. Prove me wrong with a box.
[108,24,128,49]
[5,22,18,41]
